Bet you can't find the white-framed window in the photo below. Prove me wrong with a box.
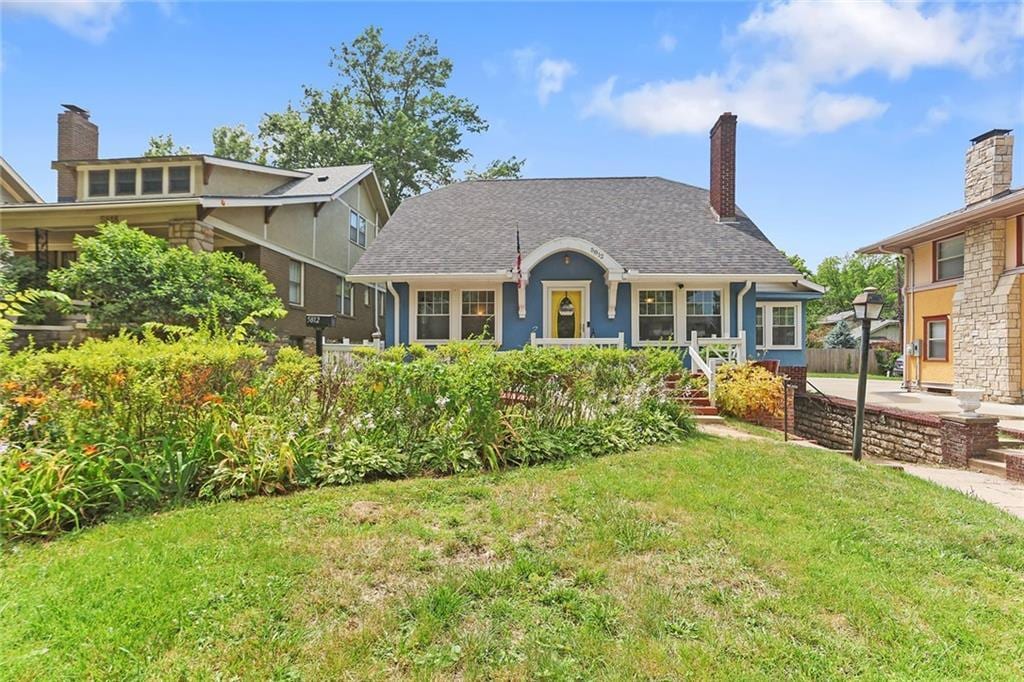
[637,289,675,342]
[461,290,495,340]
[336,276,353,316]
[411,286,502,344]
[416,290,451,341]
[87,170,109,197]
[934,235,964,281]
[685,290,722,338]
[288,260,303,305]
[756,303,801,350]
[168,166,191,194]
[349,210,367,247]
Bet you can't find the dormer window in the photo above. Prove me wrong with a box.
[88,170,109,197]
[168,166,191,193]
[115,169,136,196]
[142,168,163,194]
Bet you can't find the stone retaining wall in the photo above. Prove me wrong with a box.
[795,393,999,467]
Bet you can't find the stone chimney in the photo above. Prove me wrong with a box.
[56,104,98,202]
[709,112,737,221]
[964,128,1013,205]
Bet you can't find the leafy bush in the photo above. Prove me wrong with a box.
[47,222,285,338]
[874,340,901,375]
[0,337,693,541]
[714,362,784,420]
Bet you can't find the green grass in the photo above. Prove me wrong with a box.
[809,372,903,381]
[3,435,1023,680]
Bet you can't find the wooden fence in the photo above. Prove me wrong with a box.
[806,348,880,375]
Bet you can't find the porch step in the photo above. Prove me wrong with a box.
[969,456,1008,477]
[690,405,720,416]
[694,414,725,424]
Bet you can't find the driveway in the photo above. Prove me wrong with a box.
[807,377,1024,431]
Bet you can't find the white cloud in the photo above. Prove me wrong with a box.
[916,101,952,134]
[512,47,576,104]
[657,33,677,53]
[2,0,125,43]
[536,58,576,105]
[585,1,1021,136]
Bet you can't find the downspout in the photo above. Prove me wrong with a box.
[885,246,915,391]
[386,280,400,345]
[736,280,753,359]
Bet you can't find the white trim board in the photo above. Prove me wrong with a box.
[755,302,802,351]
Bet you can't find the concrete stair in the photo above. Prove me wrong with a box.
[971,449,1008,477]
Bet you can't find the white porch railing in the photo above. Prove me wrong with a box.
[688,331,746,405]
[529,331,625,349]
[322,337,384,369]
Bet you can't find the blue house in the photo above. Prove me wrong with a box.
[350,113,822,382]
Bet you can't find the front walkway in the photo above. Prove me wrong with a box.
[701,422,1024,520]
[808,377,1024,431]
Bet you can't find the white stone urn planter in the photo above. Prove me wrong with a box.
[953,388,984,417]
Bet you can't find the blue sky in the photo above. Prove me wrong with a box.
[2,1,1022,266]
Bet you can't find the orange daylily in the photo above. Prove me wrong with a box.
[13,395,46,408]
[83,444,99,456]
[241,386,258,398]
[2,381,19,391]
[200,393,224,405]
[77,398,100,410]
[110,372,127,386]
[17,460,30,472]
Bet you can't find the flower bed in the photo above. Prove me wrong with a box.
[0,335,693,540]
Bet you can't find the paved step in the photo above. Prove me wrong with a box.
[983,448,1014,463]
[969,457,1007,477]
[677,397,712,407]
[694,414,725,424]
[691,406,720,416]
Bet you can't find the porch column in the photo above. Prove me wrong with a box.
[168,220,214,252]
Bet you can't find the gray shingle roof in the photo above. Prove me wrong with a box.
[265,164,372,197]
[351,177,797,277]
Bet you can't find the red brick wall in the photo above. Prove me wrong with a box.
[57,109,98,202]
[709,112,737,219]
[254,246,381,344]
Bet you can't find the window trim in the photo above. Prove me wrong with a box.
[683,287,727,342]
[336,276,353,317]
[755,302,802,350]
[167,165,192,194]
[287,260,304,307]
[923,315,950,362]
[349,209,367,248]
[541,280,591,339]
[408,284,502,345]
[459,289,497,341]
[632,287,677,346]
[141,167,164,195]
[114,168,137,196]
[932,233,965,283]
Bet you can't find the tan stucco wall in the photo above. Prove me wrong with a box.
[907,285,956,385]
[203,166,290,196]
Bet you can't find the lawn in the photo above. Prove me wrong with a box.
[3,434,1023,680]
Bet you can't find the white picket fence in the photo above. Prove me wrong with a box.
[322,338,384,369]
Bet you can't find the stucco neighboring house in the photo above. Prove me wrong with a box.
[350,112,822,387]
[0,105,390,347]
[0,156,43,204]
[861,128,1024,402]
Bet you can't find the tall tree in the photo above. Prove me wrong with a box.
[464,156,525,181]
[783,251,812,278]
[144,134,191,156]
[259,26,520,211]
[212,124,266,163]
[809,253,900,324]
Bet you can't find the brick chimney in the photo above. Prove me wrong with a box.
[709,112,737,221]
[56,104,98,202]
[964,128,1013,205]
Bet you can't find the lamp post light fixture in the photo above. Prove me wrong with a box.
[851,286,885,461]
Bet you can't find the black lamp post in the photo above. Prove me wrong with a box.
[851,286,885,461]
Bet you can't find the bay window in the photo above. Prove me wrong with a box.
[637,290,674,342]
[685,290,722,338]
[416,290,450,341]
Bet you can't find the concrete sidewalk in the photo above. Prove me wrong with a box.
[807,377,1024,431]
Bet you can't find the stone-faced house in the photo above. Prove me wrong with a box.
[0,105,391,347]
[861,128,1024,402]
[351,113,822,385]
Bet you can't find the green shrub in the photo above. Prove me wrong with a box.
[47,222,285,338]
[0,337,692,541]
[714,362,784,420]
